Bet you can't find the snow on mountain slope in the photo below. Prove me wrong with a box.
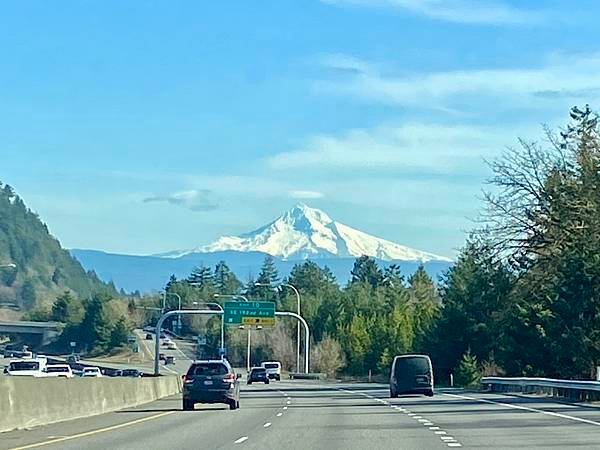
[163,204,452,262]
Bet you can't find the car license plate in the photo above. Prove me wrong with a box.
[204,380,213,385]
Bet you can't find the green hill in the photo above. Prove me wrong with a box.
[0,180,118,310]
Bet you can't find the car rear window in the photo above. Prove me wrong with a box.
[394,357,430,376]
[264,363,279,369]
[9,361,39,371]
[252,368,266,373]
[189,363,228,376]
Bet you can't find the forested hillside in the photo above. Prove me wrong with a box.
[0,181,117,310]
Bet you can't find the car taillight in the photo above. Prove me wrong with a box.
[223,373,235,383]
[184,375,194,384]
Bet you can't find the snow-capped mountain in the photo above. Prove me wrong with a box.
[161,204,452,262]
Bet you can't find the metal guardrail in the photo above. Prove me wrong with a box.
[482,376,600,401]
[482,376,600,391]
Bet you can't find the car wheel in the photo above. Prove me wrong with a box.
[182,399,194,411]
[390,389,398,398]
[265,380,270,384]
[247,381,252,385]
[229,399,238,410]
[425,390,434,397]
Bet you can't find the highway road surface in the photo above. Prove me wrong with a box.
[3,381,600,449]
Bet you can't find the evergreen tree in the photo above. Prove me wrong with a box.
[350,255,383,288]
[187,265,214,290]
[254,256,279,300]
[454,350,481,387]
[78,295,113,354]
[51,291,84,325]
[214,261,242,294]
[110,316,130,349]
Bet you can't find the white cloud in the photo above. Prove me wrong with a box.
[315,52,600,109]
[143,189,218,212]
[289,190,325,199]
[268,122,530,172]
[321,0,547,25]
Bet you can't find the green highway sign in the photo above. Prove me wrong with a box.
[224,301,276,326]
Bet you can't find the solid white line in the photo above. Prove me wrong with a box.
[8,412,176,450]
[276,413,283,417]
[264,423,272,428]
[235,436,249,444]
[444,393,600,427]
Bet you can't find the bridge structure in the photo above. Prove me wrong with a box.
[0,320,62,345]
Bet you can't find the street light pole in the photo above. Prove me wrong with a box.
[256,282,301,373]
[0,263,16,269]
[162,292,182,331]
[192,301,225,358]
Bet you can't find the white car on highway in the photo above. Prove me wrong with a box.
[81,366,103,377]
[6,358,47,377]
[261,361,282,381]
[44,364,74,378]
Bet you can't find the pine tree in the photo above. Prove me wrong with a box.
[110,316,130,349]
[455,350,481,388]
[187,265,214,290]
[255,256,279,300]
[214,261,242,294]
[51,291,84,325]
[350,255,383,288]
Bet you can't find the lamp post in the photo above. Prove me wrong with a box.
[0,263,16,269]
[192,301,225,359]
[256,282,301,373]
[214,293,251,370]
[162,292,182,331]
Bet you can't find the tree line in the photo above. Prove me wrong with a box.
[155,106,600,384]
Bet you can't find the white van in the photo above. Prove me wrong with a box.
[6,358,47,377]
[261,361,281,381]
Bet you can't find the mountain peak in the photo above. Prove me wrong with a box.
[170,204,452,262]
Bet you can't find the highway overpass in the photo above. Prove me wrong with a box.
[0,320,61,345]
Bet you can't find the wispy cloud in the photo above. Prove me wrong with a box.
[315,52,600,110]
[268,122,528,172]
[143,189,219,212]
[321,0,548,25]
[289,190,325,199]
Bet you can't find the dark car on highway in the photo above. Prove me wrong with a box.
[247,367,269,385]
[389,354,434,398]
[121,369,142,378]
[182,360,241,411]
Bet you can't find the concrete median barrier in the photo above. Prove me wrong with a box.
[0,375,182,433]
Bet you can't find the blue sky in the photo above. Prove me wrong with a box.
[1,0,599,257]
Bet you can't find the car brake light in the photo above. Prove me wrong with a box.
[184,375,194,384]
[223,373,235,383]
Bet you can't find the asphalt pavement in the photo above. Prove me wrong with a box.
[3,380,600,449]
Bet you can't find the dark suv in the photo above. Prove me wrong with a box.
[183,360,241,411]
[247,367,269,385]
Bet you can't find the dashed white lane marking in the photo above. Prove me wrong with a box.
[337,389,463,448]
[286,400,291,405]
[283,406,288,410]
[264,423,272,428]
[444,392,600,427]
[277,413,283,417]
[234,437,248,444]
